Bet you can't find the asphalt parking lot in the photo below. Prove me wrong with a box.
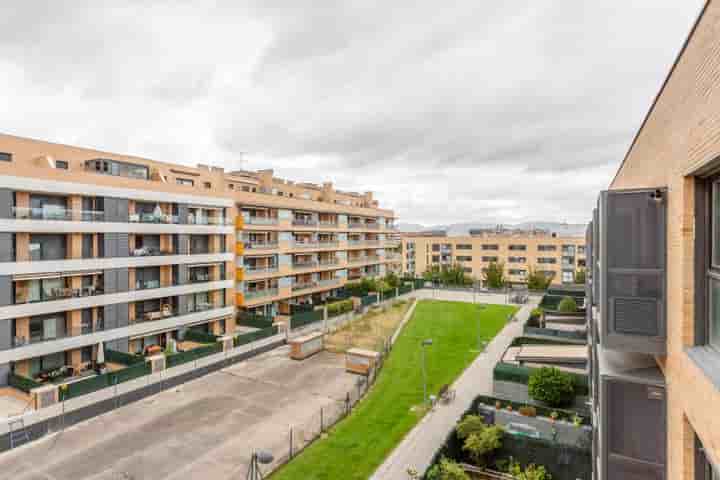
[0,347,357,480]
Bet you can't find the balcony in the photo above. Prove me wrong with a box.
[293,261,319,270]
[293,241,319,249]
[365,223,380,230]
[187,215,230,226]
[348,239,363,246]
[129,212,178,224]
[13,320,106,349]
[318,240,339,248]
[292,281,318,292]
[319,220,338,227]
[188,302,218,313]
[245,217,279,225]
[244,288,279,301]
[14,285,104,305]
[135,305,177,323]
[244,241,279,250]
[12,206,105,222]
[293,218,317,226]
[131,246,173,257]
[318,258,339,266]
[317,278,341,288]
[189,273,211,284]
[244,265,279,275]
[135,279,162,290]
[364,240,380,246]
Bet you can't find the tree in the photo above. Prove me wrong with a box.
[528,367,575,407]
[483,262,505,289]
[456,415,485,440]
[508,462,552,480]
[574,268,586,284]
[526,268,553,291]
[462,425,503,465]
[557,296,577,313]
[385,271,400,289]
[426,458,470,480]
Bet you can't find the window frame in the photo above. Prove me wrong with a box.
[699,176,720,351]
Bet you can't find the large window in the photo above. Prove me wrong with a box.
[0,152,12,162]
[709,181,720,349]
[697,436,720,480]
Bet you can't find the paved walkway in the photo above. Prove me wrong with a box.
[370,293,535,479]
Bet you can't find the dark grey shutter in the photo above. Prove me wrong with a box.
[0,319,11,350]
[0,189,12,218]
[177,234,189,254]
[115,198,129,222]
[116,233,129,258]
[104,304,118,329]
[0,276,11,306]
[104,269,117,293]
[0,233,12,262]
[116,302,129,327]
[604,379,666,480]
[116,268,129,292]
[103,198,116,222]
[600,189,666,354]
[177,204,188,224]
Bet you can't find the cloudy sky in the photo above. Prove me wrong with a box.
[0,1,704,225]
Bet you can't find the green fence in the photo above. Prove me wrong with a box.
[166,342,223,369]
[183,329,219,344]
[493,362,589,396]
[327,299,354,318]
[9,373,42,393]
[105,349,145,365]
[381,289,396,300]
[291,309,324,329]
[237,312,274,329]
[234,326,279,347]
[361,294,378,306]
[61,362,153,400]
[399,284,413,295]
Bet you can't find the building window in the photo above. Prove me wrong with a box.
[432,244,440,252]
[481,256,498,262]
[55,160,69,170]
[456,244,472,250]
[228,183,235,190]
[538,245,556,252]
[203,182,212,189]
[0,152,12,162]
[457,256,472,262]
[176,178,194,186]
[508,256,526,263]
[508,244,526,251]
[432,255,440,263]
[697,436,720,480]
[481,244,499,250]
[537,257,557,264]
[509,269,526,276]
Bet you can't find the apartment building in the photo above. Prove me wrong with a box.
[401,228,586,285]
[588,2,719,479]
[0,133,396,398]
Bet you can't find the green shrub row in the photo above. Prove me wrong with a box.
[166,342,223,368]
[183,329,220,344]
[9,373,42,392]
[327,299,354,317]
[492,362,589,396]
[234,326,278,347]
[291,309,323,328]
[62,362,152,400]
[361,294,378,306]
[237,312,274,329]
[105,349,145,365]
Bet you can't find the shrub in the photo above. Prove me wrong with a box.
[518,406,537,417]
[463,425,503,465]
[456,415,485,440]
[327,299,354,317]
[527,268,553,291]
[483,262,505,289]
[508,462,552,480]
[557,296,577,313]
[426,458,470,480]
[574,269,586,284]
[528,367,576,407]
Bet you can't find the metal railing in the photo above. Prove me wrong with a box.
[318,258,339,266]
[293,241,319,248]
[244,241,279,250]
[317,278,340,287]
[244,266,279,274]
[187,215,231,225]
[293,218,318,226]
[318,241,339,248]
[293,261,319,270]
[245,217,279,225]
[348,222,364,229]
[135,279,162,290]
[244,288,279,300]
[12,206,105,222]
[292,282,318,291]
[319,220,339,227]
[14,285,104,305]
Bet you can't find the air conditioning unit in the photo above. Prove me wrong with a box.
[599,189,667,355]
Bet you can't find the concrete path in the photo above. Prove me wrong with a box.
[370,294,535,479]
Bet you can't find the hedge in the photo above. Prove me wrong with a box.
[9,373,42,393]
[105,349,145,365]
[399,284,413,295]
[237,312,274,329]
[234,326,278,347]
[183,329,219,344]
[291,309,323,329]
[327,299,354,318]
[493,362,589,396]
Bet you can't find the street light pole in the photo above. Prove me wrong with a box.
[421,339,433,405]
[477,304,485,351]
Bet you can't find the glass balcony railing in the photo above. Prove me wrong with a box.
[135,279,162,290]
[244,241,279,250]
[317,278,340,287]
[318,258,339,266]
[12,206,105,222]
[14,285,104,305]
[187,215,231,225]
[244,288,279,300]
[245,216,279,225]
[293,218,317,226]
[293,241,319,248]
[348,222,363,229]
[14,321,106,349]
[130,212,179,224]
[244,266,279,274]
[293,261,318,270]
[319,220,339,227]
[318,240,339,247]
[292,282,318,291]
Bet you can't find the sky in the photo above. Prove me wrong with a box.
[0,1,704,226]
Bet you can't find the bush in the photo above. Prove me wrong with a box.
[483,262,505,289]
[528,367,575,407]
[526,268,553,291]
[327,299,354,317]
[456,415,485,440]
[426,457,470,480]
[508,461,552,480]
[526,308,543,327]
[463,425,503,465]
[557,296,577,313]
[574,269,586,285]
[518,406,537,417]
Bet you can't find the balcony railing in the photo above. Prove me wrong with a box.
[189,273,211,283]
[347,257,367,264]
[365,223,380,230]
[293,218,317,226]
[244,241,279,250]
[293,241,319,248]
[348,240,364,246]
[187,302,218,313]
[318,240,339,248]
[187,215,231,225]
[135,279,162,290]
[13,321,106,348]
[348,222,363,229]
[245,217,279,225]
[317,278,341,287]
[14,285,104,305]
[12,206,105,222]
[293,261,319,270]
[292,282,318,291]
[318,258,339,266]
[319,220,338,227]
[244,288,279,300]
[131,247,174,257]
[244,266,279,275]
[135,306,177,323]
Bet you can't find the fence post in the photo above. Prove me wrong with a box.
[323,306,328,333]
[320,407,324,433]
[289,427,293,459]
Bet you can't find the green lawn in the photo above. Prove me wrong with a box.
[271,300,518,480]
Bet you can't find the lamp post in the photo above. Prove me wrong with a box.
[246,450,274,480]
[421,339,433,405]
[477,304,486,351]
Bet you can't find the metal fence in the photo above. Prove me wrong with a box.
[290,309,324,329]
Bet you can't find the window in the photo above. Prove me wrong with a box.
[432,244,440,252]
[481,256,498,262]
[509,269,526,276]
[457,256,472,262]
[463,267,472,273]
[707,180,720,350]
[432,255,440,263]
[456,244,472,250]
[697,436,720,480]
[176,178,194,186]
[81,346,93,363]
[509,244,526,251]
[55,160,69,170]
[203,182,212,189]
[228,183,235,190]
[538,245,556,252]
[538,257,557,264]
[0,152,11,162]
[508,256,526,263]
[482,244,499,250]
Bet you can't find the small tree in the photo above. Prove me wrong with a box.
[574,269,586,284]
[426,458,470,480]
[557,296,577,313]
[385,271,400,289]
[528,367,575,407]
[483,262,505,289]
[526,268,553,291]
[462,425,503,465]
[456,415,485,440]
[508,462,552,480]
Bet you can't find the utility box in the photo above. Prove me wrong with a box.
[289,332,324,360]
[345,348,380,375]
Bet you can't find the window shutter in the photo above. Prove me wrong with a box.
[600,189,666,354]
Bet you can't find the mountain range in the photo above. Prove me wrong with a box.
[396,221,586,237]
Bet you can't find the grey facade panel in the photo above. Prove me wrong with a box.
[177,234,189,255]
[0,233,12,262]
[600,189,667,355]
[116,302,129,328]
[104,269,117,294]
[177,205,188,225]
[0,364,9,386]
[0,276,11,307]
[116,233,129,258]
[104,304,118,330]
[0,189,12,219]
[116,268,129,292]
[0,320,11,351]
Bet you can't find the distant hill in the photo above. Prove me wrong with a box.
[397,221,586,237]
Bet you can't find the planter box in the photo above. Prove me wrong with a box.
[288,332,324,360]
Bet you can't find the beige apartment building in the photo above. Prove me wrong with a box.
[401,229,586,285]
[588,1,720,479]
[0,133,397,400]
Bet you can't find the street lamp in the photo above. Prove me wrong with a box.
[421,339,433,405]
[246,450,274,480]
[477,304,486,351]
